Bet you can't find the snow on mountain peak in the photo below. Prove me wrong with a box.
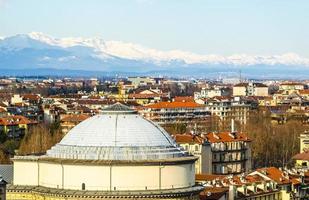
[2,32,309,66]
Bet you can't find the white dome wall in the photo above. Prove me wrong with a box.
[13,159,195,191]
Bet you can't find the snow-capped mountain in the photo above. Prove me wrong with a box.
[0,32,308,77]
[26,32,309,66]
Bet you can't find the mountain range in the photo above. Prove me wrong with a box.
[0,32,308,78]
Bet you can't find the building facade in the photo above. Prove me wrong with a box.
[174,131,252,175]
[139,101,211,126]
[233,83,268,97]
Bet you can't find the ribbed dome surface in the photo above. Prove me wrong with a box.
[47,103,187,160]
[59,114,175,147]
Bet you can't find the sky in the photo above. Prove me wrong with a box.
[0,0,309,57]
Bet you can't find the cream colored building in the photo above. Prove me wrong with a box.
[174,132,252,175]
[300,130,309,153]
[128,77,155,88]
[233,83,247,96]
[7,103,203,200]
[233,83,268,97]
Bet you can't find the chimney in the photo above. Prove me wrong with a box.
[231,119,235,133]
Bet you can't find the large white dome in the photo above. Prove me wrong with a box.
[47,103,187,160]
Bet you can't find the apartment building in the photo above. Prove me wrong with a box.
[127,77,156,88]
[194,86,230,99]
[233,82,268,97]
[173,131,252,175]
[127,89,170,105]
[0,115,37,138]
[199,96,254,124]
[139,101,210,125]
[279,82,305,91]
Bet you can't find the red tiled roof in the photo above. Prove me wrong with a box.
[173,132,250,144]
[197,173,268,186]
[205,132,251,143]
[280,82,304,86]
[60,114,90,122]
[0,115,36,126]
[292,151,309,161]
[174,96,195,102]
[290,176,301,185]
[203,96,233,102]
[200,187,229,200]
[299,90,309,95]
[256,167,291,185]
[196,174,227,182]
[22,94,41,101]
[223,174,266,185]
[173,134,204,144]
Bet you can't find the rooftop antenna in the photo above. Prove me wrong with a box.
[239,69,242,83]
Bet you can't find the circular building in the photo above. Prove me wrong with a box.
[8,103,203,200]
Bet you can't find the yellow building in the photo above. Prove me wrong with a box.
[0,115,36,138]
[300,131,309,153]
[293,131,309,167]
[60,114,89,135]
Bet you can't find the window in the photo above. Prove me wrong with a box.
[82,183,85,190]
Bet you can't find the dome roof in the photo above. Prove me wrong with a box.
[47,103,187,160]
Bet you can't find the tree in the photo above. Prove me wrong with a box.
[18,123,63,155]
[243,109,306,168]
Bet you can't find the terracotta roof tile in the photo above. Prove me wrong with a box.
[200,187,229,200]
[173,132,251,144]
[22,94,41,101]
[292,151,309,161]
[173,134,204,144]
[280,82,304,86]
[204,132,251,143]
[299,90,309,95]
[174,96,195,102]
[256,167,291,185]
[0,115,36,126]
[196,174,227,181]
[60,114,90,122]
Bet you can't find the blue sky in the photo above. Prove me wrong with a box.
[0,0,308,57]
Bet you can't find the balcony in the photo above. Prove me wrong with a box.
[211,147,248,152]
[212,158,248,164]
